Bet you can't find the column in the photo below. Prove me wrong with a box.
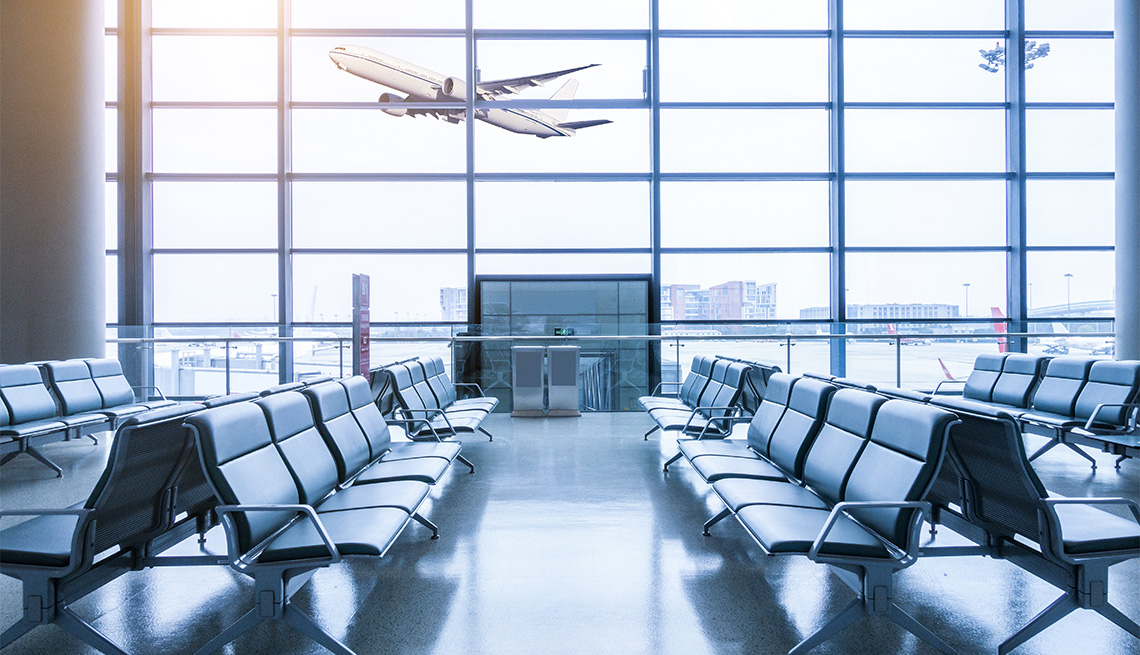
[1,0,106,362]
[1116,0,1140,360]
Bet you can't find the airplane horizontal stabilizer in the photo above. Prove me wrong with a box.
[557,119,613,130]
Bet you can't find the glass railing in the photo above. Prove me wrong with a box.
[106,321,1116,408]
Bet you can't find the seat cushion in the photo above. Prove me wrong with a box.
[713,478,829,512]
[385,441,461,462]
[318,480,430,515]
[99,404,151,419]
[0,513,81,567]
[639,397,688,412]
[691,455,787,483]
[680,439,756,461]
[736,504,891,559]
[57,413,110,428]
[1053,503,1140,555]
[449,398,498,411]
[260,506,410,563]
[353,457,451,485]
[0,418,68,438]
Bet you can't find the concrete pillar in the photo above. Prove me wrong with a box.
[1,0,106,363]
[1117,0,1140,361]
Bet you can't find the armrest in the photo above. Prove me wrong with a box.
[132,385,168,401]
[215,504,340,569]
[394,407,450,440]
[648,381,683,397]
[453,382,487,398]
[931,380,965,396]
[0,508,93,576]
[688,406,742,439]
[1083,403,1140,433]
[1041,496,1140,563]
[808,500,929,566]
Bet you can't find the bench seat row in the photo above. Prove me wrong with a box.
[639,355,755,440]
[1,359,174,476]
[383,357,496,446]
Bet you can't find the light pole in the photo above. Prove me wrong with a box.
[962,283,971,318]
[1064,273,1073,316]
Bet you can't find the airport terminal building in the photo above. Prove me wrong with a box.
[1,2,1139,655]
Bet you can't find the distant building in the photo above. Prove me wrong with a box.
[440,287,467,322]
[800,302,960,332]
[662,281,776,321]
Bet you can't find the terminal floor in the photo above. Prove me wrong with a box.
[1,413,1138,655]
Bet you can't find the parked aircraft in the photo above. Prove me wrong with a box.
[329,45,612,138]
[885,324,932,346]
[1042,323,1115,356]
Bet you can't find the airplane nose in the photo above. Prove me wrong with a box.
[329,50,348,70]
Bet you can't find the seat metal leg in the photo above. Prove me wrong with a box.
[1027,437,1060,462]
[2,442,64,477]
[788,597,864,655]
[56,607,129,655]
[478,427,493,442]
[886,603,956,655]
[1062,442,1097,469]
[663,451,683,472]
[1093,603,1140,639]
[192,606,263,655]
[457,454,476,474]
[703,507,732,536]
[281,603,356,655]
[998,594,1078,655]
[644,425,659,440]
[1,617,38,649]
[412,512,440,539]
[1115,454,1130,469]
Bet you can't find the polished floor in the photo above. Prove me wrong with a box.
[1,413,1138,655]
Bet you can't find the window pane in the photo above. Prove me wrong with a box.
[105,181,117,251]
[1026,0,1114,31]
[1027,180,1114,247]
[292,109,464,173]
[661,109,828,173]
[1026,109,1113,172]
[293,181,467,249]
[476,182,648,249]
[153,182,277,249]
[476,254,651,277]
[844,0,1004,30]
[846,110,1005,172]
[846,181,1005,247]
[292,0,464,29]
[293,37,465,102]
[105,0,116,28]
[106,255,117,324]
[660,0,826,30]
[152,37,276,102]
[845,252,1005,318]
[477,40,646,100]
[105,107,116,172]
[1025,39,1114,103]
[105,35,116,103]
[475,109,647,173]
[845,39,1005,102]
[293,254,466,322]
[151,0,277,28]
[1026,252,1115,316]
[661,253,830,320]
[660,39,827,102]
[474,0,647,29]
[661,182,829,248]
[154,254,278,323]
[153,109,277,174]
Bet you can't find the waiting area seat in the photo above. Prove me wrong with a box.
[384,361,495,443]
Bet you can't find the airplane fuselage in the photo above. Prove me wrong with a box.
[329,46,577,138]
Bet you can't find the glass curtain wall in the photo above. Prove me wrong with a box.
[119,0,1116,389]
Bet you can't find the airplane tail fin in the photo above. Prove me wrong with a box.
[1053,322,1069,335]
[991,307,1008,353]
[886,324,898,336]
[545,78,579,123]
[938,358,957,381]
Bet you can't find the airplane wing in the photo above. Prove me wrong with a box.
[475,64,601,98]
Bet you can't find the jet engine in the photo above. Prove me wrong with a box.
[378,92,408,117]
[440,77,467,101]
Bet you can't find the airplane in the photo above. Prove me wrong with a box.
[1041,322,1115,356]
[885,324,932,346]
[328,45,613,138]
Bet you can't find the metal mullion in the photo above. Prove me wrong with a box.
[1025,245,1115,252]
[660,30,830,38]
[465,0,476,324]
[289,172,467,182]
[845,172,1012,180]
[842,30,1007,38]
[1024,172,1115,180]
[845,246,1010,253]
[278,0,293,383]
[829,0,846,377]
[650,0,662,329]
[661,247,830,255]
[152,101,278,108]
[149,173,280,181]
[1024,30,1113,39]
[660,172,832,181]
[660,102,830,109]
[150,27,277,36]
[152,248,280,255]
[1007,0,1029,352]
[1026,102,1114,109]
[844,102,1007,109]
[474,29,650,40]
[476,172,651,182]
[289,28,465,38]
[292,248,468,255]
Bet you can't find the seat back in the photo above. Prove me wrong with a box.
[1030,357,1095,416]
[746,373,796,454]
[260,381,305,397]
[85,404,202,554]
[800,389,887,505]
[704,362,750,419]
[257,392,339,506]
[841,400,957,549]
[303,381,373,482]
[990,354,1045,408]
[202,391,260,408]
[43,360,104,416]
[943,405,1048,544]
[0,364,59,424]
[962,353,1007,402]
[677,356,710,407]
[764,378,836,478]
[187,402,302,553]
[1073,360,1140,425]
[407,362,441,412]
[85,358,137,408]
[0,391,9,427]
[737,362,783,416]
[388,364,432,432]
[420,358,454,408]
[340,376,393,458]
